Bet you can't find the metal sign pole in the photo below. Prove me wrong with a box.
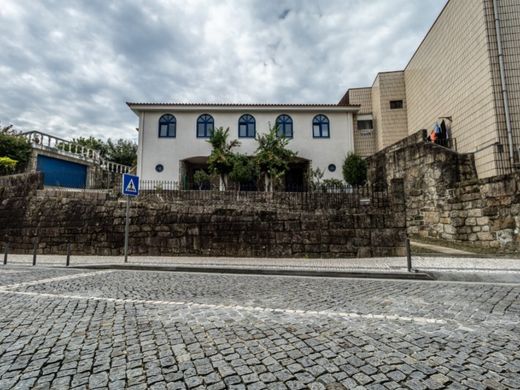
[124,195,130,263]
[406,238,412,272]
[122,173,139,264]
[66,241,71,267]
[3,242,8,265]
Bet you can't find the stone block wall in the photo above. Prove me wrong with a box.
[0,173,407,258]
[367,131,520,252]
[0,173,43,238]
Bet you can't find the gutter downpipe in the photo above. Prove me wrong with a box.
[492,0,515,169]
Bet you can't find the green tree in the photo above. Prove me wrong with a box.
[57,136,136,166]
[193,169,211,190]
[71,136,109,157]
[254,126,297,192]
[0,125,32,173]
[207,127,240,191]
[229,154,257,191]
[342,153,367,186]
[106,138,137,166]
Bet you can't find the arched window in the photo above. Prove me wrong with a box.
[238,114,256,138]
[313,114,330,138]
[275,114,293,138]
[197,114,214,138]
[158,114,176,138]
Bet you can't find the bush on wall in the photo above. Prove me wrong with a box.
[0,156,18,175]
[342,153,367,186]
[0,126,32,172]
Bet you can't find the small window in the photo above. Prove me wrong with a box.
[276,114,293,138]
[197,114,214,138]
[238,114,256,138]
[313,115,330,138]
[357,120,373,130]
[328,164,336,172]
[390,100,403,109]
[155,164,164,173]
[158,114,176,138]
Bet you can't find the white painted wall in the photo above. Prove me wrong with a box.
[135,108,356,183]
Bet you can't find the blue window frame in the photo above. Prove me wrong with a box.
[313,114,330,138]
[197,114,214,138]
[238,114,256,138]
[158,114,176,138]
[275,114,293,138]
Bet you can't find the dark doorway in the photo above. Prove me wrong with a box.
[285,161,309,192]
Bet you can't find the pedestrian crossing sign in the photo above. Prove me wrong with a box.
[122,173,139,197]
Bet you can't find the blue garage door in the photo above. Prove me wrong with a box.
[36,155,87,188]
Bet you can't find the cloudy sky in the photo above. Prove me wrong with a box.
[0,0,446,141]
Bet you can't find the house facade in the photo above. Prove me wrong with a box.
[127,103,358,187]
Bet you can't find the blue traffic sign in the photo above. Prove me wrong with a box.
[122,173,139,197]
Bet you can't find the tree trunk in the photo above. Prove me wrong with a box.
[264,175,270,192]
[219,174,226,191]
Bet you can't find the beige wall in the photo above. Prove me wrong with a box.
[372,77,382,150]
[484,0,520,171]
[372,72,408,150]
[348,88,376,157]
[342,0,520,178]
[404,0,502,178]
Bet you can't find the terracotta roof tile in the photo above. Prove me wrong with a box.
[127,102,360,108]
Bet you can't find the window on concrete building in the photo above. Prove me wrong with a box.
[390,100,403,109]
[357,120,373,130]
[197,114,214,138]
[276,114,293,138]
[158,114,176,138]
[313,115,330,138]
[238,114,256,138]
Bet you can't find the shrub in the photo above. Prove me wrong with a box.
[0,133,32,172]
[193,170,211,190]
[342,153,367,186]
[0,156,18,175]
[308,167,324,190]
[229,155,257,190]
[322,178,345,187]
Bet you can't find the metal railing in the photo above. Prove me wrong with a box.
[21,131,131,174]
[139,180,389,210]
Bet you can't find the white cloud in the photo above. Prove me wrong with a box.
[0,0,446,141]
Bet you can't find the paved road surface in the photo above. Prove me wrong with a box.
[0,266,519,389]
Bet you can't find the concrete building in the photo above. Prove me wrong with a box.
[127,103,358,187]
[342,0,520,179]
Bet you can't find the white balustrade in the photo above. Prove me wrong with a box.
[20,130,132,174]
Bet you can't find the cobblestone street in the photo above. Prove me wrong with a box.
[0,267,519,389]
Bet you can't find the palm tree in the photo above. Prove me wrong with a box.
[254,126,297,192]
[207,127,240,191]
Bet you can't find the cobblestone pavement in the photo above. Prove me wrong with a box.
[1,267,519,389]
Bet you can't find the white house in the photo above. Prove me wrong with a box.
[127,103,359,189]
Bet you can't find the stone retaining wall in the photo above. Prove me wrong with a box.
[368,131,520,252]
[0,173,407,258]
